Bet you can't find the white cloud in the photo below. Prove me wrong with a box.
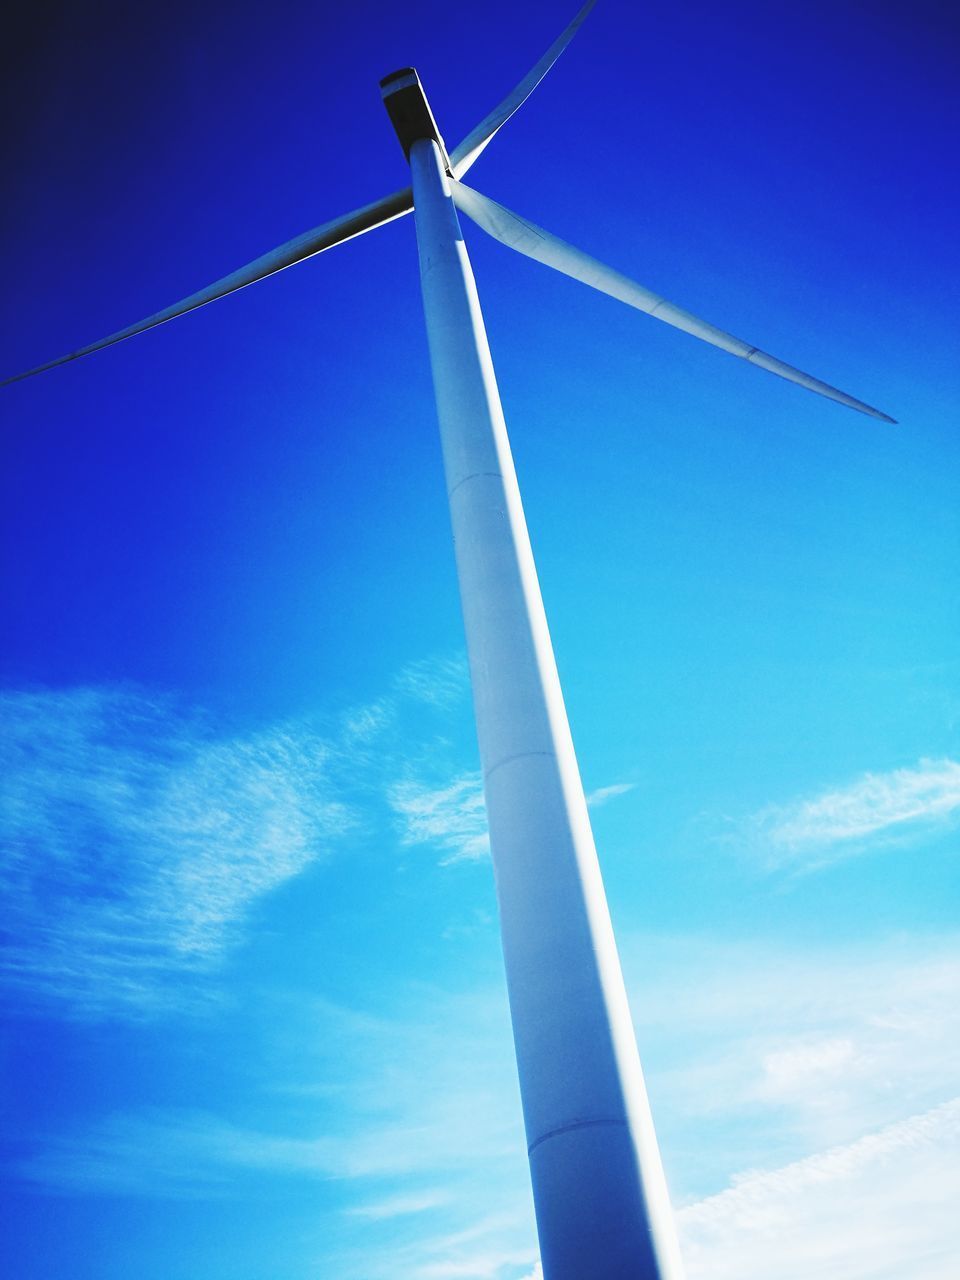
[392,654,470,708]
[747,758,960,868]
[346,1191,451,1220]
[338,654,469,744]
[341,699,393,742]
[678,1099,960,1280]
[390,773,490,864]
[0,687,352,1015]
[760,1037,858,1092]
[586,782,636,808]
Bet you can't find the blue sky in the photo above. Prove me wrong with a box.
[1,1,958,1277]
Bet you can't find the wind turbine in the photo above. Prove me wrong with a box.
[3,3,894,1278]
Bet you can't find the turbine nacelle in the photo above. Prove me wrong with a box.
[380,68,452,173]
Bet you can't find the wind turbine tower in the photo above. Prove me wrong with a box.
[3,4,894,1278]
[381,61,686,1280]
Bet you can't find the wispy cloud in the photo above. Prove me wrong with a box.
[338,655,469,746]
[678,1099,960,1280]
[759,1036,858,1095]
[619,933,960,1186]
[0,687,351,1015]
[340,698,394,743]
[0,656,475,1016]
[745,758,960,868]
[389,773,489,864]
[586,782,636,808]
[345,1191,451,1220]
[392,654,470,708]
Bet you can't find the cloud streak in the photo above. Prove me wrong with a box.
[746,758,960,868]
[586,782,636,808]
[678,1099,960,1280]
[345,1191,451,1220]
[389,773,489,864]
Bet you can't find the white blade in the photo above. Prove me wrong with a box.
[448,0,597,180]
[452,180,895,423]
[2,186,412,387]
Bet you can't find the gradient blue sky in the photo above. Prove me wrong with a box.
[2,2,958,1278]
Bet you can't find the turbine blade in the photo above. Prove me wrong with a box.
[452,180,895,423]
[448,0,598,180]
[2,186,413,387]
